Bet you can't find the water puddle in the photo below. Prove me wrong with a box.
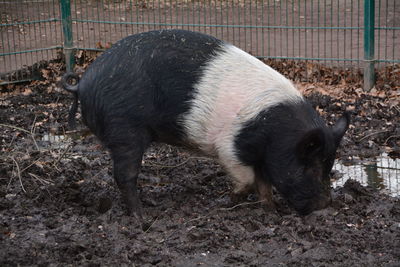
[41,133,68,143]
[40,133,73,149]
[333,153,400,197]
[40,130,88,149]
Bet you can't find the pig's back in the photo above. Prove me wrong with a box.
[77,29,224,142]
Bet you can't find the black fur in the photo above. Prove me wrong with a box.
[61,72,80,128]
[77,29,223,146]
[234,101,346,214]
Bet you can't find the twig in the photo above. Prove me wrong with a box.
[30,116,40,151]
[384,135,400,145]
[190,200,267,224]
[52,143,72,169]
[144,214,161,233]
[11,156,26,193]
[91,168,109,180]
[65,128,88,135]
[28,172,53,185]
[6,170,15,191]
[28,172,53,198]
[30,115,37,136]
[218,200,267,211]
[7,134,17,149]
[143,158,191,168]
[358,130,389,142]
[0,123,40,151]
[188,200,267,223]
[0,123,31,134]
[162,200,267,243]
[143,156,212,169]
[288,230,299,243]
[20,159,42,173]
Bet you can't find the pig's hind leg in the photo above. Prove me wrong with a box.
[109,130,152,218]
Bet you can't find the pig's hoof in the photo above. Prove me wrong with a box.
[126,206,142,219]
[123,192,143,218]
[260,201,277,213]
[230,193,248,204]
[125,201,143,220]
[97,197,113,213]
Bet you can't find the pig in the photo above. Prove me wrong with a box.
[61,29,349,216]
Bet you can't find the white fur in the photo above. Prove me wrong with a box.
[182,44,304,192]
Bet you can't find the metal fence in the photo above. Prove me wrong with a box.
[333,153,400,197]
[1,0,399,88]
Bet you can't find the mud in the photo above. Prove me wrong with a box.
[1,62,399,266]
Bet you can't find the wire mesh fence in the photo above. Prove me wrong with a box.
[1,0,63,83]
[1,0,399,85]
[333,154,400,197]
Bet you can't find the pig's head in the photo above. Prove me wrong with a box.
[236,102,350,215]
[267,105,349,215]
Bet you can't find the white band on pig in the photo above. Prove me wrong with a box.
[182,44,304,190]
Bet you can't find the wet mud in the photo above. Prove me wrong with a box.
[1,62,399,266]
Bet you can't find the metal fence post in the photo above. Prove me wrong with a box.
[363,0,375,91]
[60,0,74,72]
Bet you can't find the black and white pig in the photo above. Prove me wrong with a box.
[61,29,349,216]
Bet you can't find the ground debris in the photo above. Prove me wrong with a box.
[1,60,399,266]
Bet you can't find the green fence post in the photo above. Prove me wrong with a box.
[60,0,74,72]
[363,0,375,91]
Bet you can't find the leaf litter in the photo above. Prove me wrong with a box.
[0,56,399,266]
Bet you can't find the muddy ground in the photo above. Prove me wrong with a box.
[0,60,400,266]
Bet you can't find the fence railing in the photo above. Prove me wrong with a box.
[1,0,399,89]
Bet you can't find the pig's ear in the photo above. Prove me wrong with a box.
[332,112,350,146]
[296,128,325,162]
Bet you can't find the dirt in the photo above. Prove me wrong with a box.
[1,60,400,266]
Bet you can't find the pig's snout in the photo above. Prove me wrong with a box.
[294,191,332,216]
[314,192,332,210]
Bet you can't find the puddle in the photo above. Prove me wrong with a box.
[42,133,67,143]
[40,130,88,149]
[40,133,71,149]
[333,153,400,197]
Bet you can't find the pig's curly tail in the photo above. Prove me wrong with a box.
[61,72,80,129]
[61,72,80,92]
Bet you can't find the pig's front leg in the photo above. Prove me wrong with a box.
[222,160,275,211]
[254,175,275,210]
[223,161,255,199]
[229,183,254,204]
[223,162,259,205]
